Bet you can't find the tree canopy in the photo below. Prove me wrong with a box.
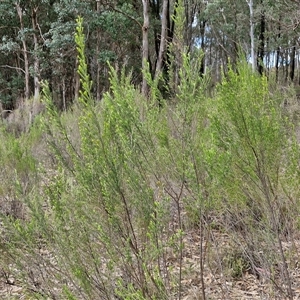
[0,0,299,109]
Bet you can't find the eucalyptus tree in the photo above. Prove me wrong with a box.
[0,0,26,109]
[0,0,58,107]
[0,0,143,107]
[193,0,300,83]
[141,0,211,97]
[45,0,144,104]
[203,0,249,76]
[246,0,300,81]
[45,0,93,106]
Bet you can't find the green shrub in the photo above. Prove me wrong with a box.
[208,61,298,297]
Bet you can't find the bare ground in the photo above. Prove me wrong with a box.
[1,226,300,299]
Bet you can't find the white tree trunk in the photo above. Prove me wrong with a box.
[142,0,150,97]
[247,0,256,71]
[15,3,30,100]
[154,0,168,79]
[32,7,40,102]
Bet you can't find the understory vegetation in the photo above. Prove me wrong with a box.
[1,18,300,300]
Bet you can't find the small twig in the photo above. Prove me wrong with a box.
[0,65,25,74]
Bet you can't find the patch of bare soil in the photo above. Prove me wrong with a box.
[0,271,25,300]
[179,228,300,300]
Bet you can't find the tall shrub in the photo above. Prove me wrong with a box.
[208,61,299,299]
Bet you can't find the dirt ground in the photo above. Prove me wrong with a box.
[1,227,300,300]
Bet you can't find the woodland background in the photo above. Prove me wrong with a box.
[0,0,300,110]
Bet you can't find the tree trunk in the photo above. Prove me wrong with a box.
[96,0,101,101]
[15,3,30,100]
[290,43,296,82]
[199,20,206,76]
[231,8,238,70]
[284,50,289,82]
[257,6,265,75]
[275,49,280,83]
[142,0,150,97]
[275,16,281,83]
[247,0,256,72]
[62,77,66,111]
[154,0,168,79]
[31,6,40,102]
[152,0,161,75]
